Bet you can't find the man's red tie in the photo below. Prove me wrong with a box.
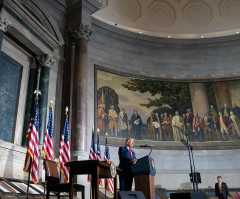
[129,148,133,159]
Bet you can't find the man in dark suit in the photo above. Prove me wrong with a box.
[118,138,137,191]
[215,176,229,199]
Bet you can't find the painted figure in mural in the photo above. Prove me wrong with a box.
[169,114,173,140]
[147,112,155,139]
[162,113,172,141]
[219,104,231,117]
[97,104,106,135]
[184,112,194,141]
[131,109,142,140]
[203,113,213,141]
[160,114,164,122]
[108,105,118,136]
[232,103,240,119]
[216,112,231,141]
[229,111,240,137]
[187,108,194,121]
[102,104,108,130]
[182,114,186,127]
[208,105,218,130]
[218,105,224,115]
[153,113,163,140]
[172,111,185,142]
[193,113,204,142]
[118,108,129,138]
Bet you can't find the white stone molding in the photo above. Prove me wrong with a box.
[0,17,12,32]
[93,0,240,38]
[37,54,54,67]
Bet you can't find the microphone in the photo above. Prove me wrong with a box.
[140,145,152,156]
[140,144,149,147]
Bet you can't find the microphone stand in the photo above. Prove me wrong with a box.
[173,125,199,193]
[190,145,199,192]
[185,133,197,193]
[140,145,152,156]
[148,145,152,156]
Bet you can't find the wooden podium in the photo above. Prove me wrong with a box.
[65,160,118,199]
[131,155,156,199]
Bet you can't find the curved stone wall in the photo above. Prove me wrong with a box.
[87,18,240,190]
[89,18,240,81]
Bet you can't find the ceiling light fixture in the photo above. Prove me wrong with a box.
[168,35,171,38]
[201,35,204,38]
[139,32,142,34]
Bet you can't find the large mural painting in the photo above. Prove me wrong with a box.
[96,69,240,143]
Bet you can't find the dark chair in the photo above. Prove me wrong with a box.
[44,159,85,199]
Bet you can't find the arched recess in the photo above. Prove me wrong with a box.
[19,0,64,45]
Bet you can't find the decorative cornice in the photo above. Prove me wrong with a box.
[37,54,54,67]
[70,23,93,41]
[0,17,12,32]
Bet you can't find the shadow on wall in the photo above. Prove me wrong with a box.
[3,146,14,178]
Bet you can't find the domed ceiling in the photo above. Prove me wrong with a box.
[93,0,240,39]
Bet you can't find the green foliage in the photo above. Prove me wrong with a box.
[122,79,192,114]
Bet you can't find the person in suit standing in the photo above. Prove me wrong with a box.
[118,138,137,191]
[131,109,142,140]
[215,176,229,199]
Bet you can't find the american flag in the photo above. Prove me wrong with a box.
[42,105,54,160]
[58,112,70,183]
[23,97,39,184]
[23,117,34,172]
[26,117,34,139]
[89,130,96,160]
[104,137,114,195]
[96,133,104,188]
[88,130,96,181]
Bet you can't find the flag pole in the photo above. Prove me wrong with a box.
[27,67,41,199]
[43,98,53,199]
[26,158,32,199]
[59,106,69,182]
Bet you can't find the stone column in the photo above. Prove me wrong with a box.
[70,23,92,154]
[189,83,209,117]
[0,17,11,51]
[213,82,232,109]
[22,58,38,145]
[37,54,54,144]
[61,33,75,132]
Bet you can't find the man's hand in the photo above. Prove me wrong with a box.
[131,159,137,164]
